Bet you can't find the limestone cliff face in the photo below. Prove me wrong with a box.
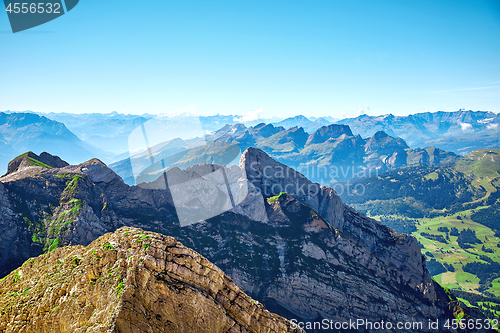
[0,148,488,332]
[240,146,428,291]
[0,227,303,333]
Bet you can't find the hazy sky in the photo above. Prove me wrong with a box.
[1,0,499,118]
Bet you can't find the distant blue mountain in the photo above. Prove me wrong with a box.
[336,110,500,155]
[42,112,284,155]
[42,112,155,156]
[0,112,103,175]
[272,115,333,133]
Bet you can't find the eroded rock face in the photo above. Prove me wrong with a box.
[0,227,303,333]
[240,148,423,282]
[177,193,470,332]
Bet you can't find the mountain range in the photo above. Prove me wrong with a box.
[270,115,335,133]
[41,111,155,156]
[0,149,486,332]
[110,122,459,186]
[3,109,498,166]
[56,109,498,157]
[337,110,500,155]
[2,109,499,328]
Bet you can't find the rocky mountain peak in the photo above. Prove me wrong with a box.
[372,130,390,139]
[305,124,354,145]
[265,192,333,233]
[78,158,122,184]
[364,131,409,154]
[250,123,283,138]
[5,151,69,176]
[0,227,303,333]
[240,147,345,228]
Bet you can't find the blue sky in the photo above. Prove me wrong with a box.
[1,0,499,118]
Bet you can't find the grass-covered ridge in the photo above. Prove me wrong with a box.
[26,156,54,169]
[64,175,82,197]
[267,192,287,203]
[455,149,500,179]
[18,172,87,254]
[14,152,55,169]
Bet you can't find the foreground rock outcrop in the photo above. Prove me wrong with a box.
[0,227,303,333]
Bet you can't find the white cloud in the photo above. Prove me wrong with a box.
[234,107,264,123]
[487,123,499,130]
[160,104,199,117]
[478,118,495,124]
[340,105,370,119]
[459,122,472,131]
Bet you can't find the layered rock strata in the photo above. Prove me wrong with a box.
[0,227,303,333]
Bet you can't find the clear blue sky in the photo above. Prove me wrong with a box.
[1,0,499,118]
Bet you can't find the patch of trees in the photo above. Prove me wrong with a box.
[379,216,417,234]
[479,255,494,264]
[450,227,460,236]
[470,201,500,232]
[366,200,426,218]
[452,290,500,305]
[463,261,500,286]
[451,290,500,316]
[342,166,483,211]
[426,258,447,275]
[438,227,449,233]
[421,232,447,243]
[457,228,482,249]
[443,263,455,272]
[482,245,494,253]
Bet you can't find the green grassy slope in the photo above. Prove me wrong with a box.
[344,149,500,304]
